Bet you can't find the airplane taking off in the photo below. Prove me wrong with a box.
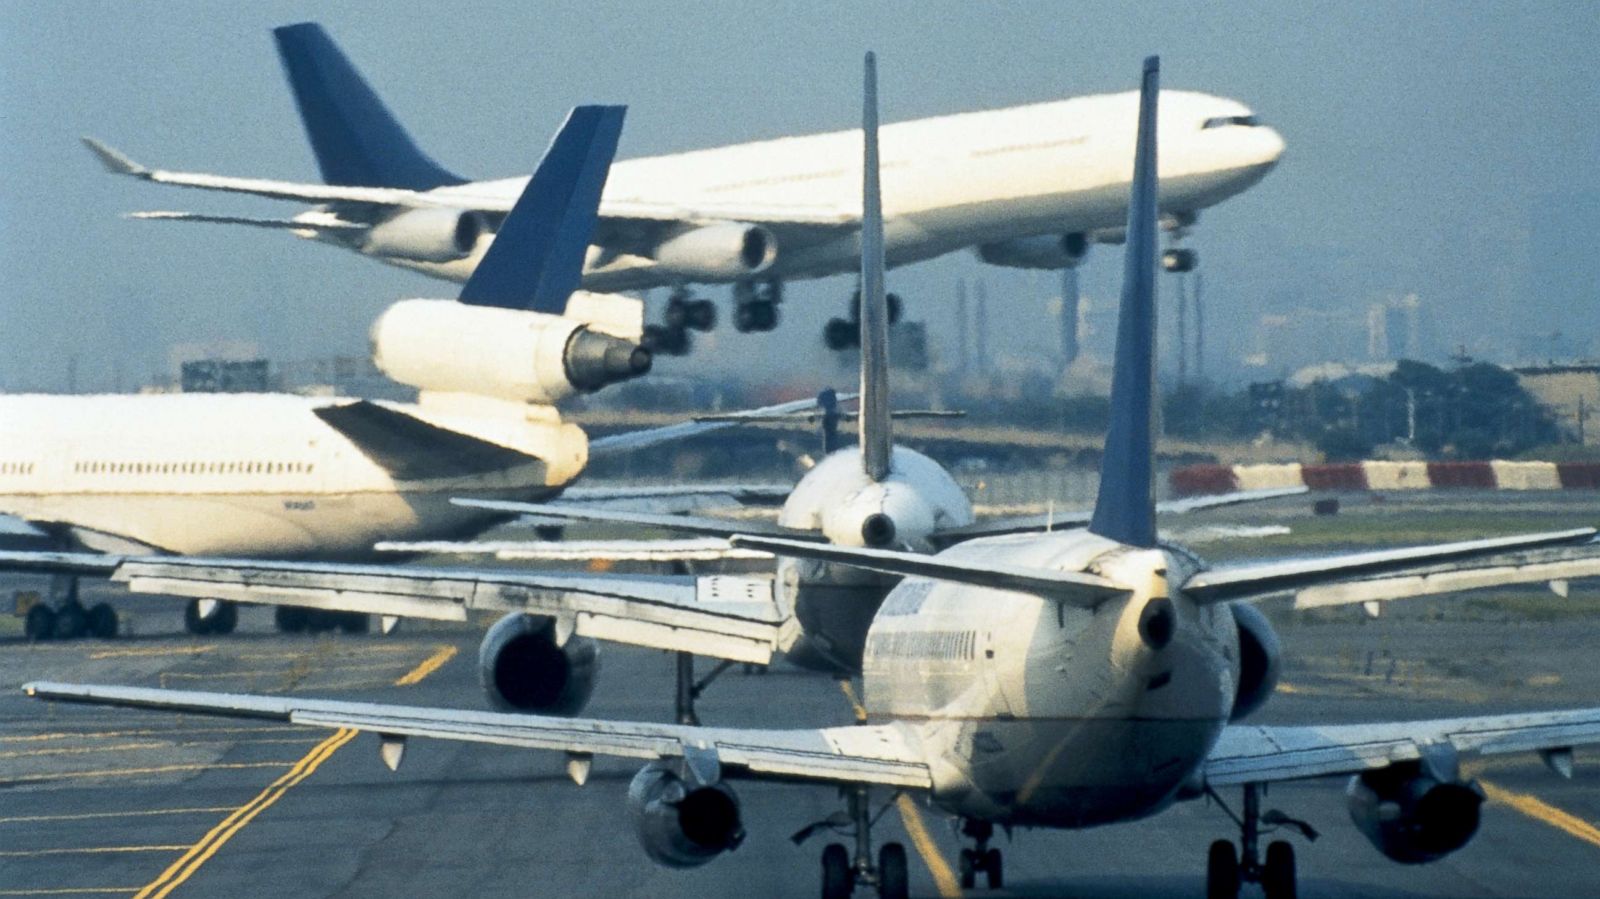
[84,21,1284,354]
[0,106,817,640]
[28,57,1600,899]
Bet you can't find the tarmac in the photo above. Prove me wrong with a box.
[3,493,1600,898]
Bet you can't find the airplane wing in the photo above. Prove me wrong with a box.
[127,211,369,232]
[373,537,769,563]
[0,552,788,664]
[453,500,822,542]
[0,513,53,550]
[1290,543,1600,611]
[23,682,931,789]
[558,484,790,508]
[930,487,1307,546]
[1205,708,1600,786]
[585,393,852,457]
[1182,528,1599,605]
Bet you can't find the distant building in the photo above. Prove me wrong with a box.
[179,359,271,394]
[1514,363,1600,445]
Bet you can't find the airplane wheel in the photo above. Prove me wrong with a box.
[824,318,856,351]
[735,301,778,332]
[1263,840,1296,899]
[54,603,88,640]
[885,293,903,324]
[1163,248,1198,273]
[687,299,717,331]
[338,612,370,634]
[305,610,339,634]
[275,605,311,633]
[820,843,851,899]
[984,847,1003,889]
[642,324,691,357]
[664,297,690,329]
[958,848,976,889]
[24,604,56,641]
[86,603,119,639]
[877,842,908,899]
[183,600,231,635]
[210,601,238,635]
[1206,839,1240,899]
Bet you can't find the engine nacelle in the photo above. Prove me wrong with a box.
[628,760,745,868]
[1347,760,1484,864]
[362,208,484,263]
[653,223,777,280]
[372,299,651,404]
[1229,603,1281,721]
[477,612,599,715]
[976,233,1090,270]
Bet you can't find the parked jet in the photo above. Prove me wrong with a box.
[85,21,1284,354]
[28,57,1600,899]
[0,106,811,640]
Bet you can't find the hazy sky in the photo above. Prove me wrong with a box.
[2,1,1596,393]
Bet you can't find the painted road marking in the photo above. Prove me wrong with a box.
[0,808,233,825]
[837,679,868,723]
[1481,780,1600,849]
[6,762,291,785]
[123,644,458,898]
[0,890,138,896]
[894,794,962,898]
[1,726,304,744]
[0,847,189,857]
[87,647,216,661]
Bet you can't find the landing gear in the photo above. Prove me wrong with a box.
[795,785,906,899]
[957,819,1003,889]
[824,291,903,350]
[24,603,56,641]
[1163,247,1198,273]
[274,606,370,635]
[1206,783,1314,899]
[275,605,310,633]
[643,288,717,358]
[20,591,117,641]
[672,651,737,725]
[86,602,118,639]
[52,602,87,640]
[733,278,782,334]
[184,599,237,636]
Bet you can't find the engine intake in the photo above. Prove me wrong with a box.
[976,233,1090,270]
[372,299,650,404]
[1347,760,1484,864]
[653,223,778,280]
[1229,603,1281,721]
[362,208,483,263]
[628,760,744,868]
[477,612,599,715]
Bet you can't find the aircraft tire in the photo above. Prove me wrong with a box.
[211,601,238,635]
[820,843,851,899]
[984,848,1003,889]
[1263,840,1296,899]
[24,604,56,641]
[87,603,119,639]
[275,606,311,633]
[885,293,903,324]
[54,603,88,640]
[1206,839,1240,899]
[687,299,717,331]
[823,318,856,351]
[338,612,370,634]
[877,842,908,899]
[958,849,976,889]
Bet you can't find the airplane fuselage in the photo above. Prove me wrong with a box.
[863,530,1239,827]
[0,393,586,557]
[308,89,1283,290]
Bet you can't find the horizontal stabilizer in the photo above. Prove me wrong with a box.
[375,537,769,562]
[729,534,1130,608]
[81,137,147,176]
[314,401,541,481]
[932,487,1307,545]
[1185,527,1598,604]
[452,499,819,542]
[586,393,854,456]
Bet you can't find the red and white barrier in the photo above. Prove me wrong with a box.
[1170,460,1600,497]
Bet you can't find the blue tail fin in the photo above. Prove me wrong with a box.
[273,22,464,190]
[457,106,626,314]
[1088,57,1161,548]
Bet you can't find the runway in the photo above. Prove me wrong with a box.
[4,496,1600,897]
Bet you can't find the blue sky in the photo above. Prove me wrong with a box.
[1,1,1596,392]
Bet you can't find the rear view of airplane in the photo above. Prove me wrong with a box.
[86,21,1284,354]
[29,56,1600,899]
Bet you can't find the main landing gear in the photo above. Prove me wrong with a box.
[643,287,719,357]
[733,278,782,334]
[274,606,371,635]
[957,819,1003,890]
[183,599,238,636]
[1163,247,1198,273]
[23,578,118,641]
[794,785,909,899]
[1205,783,1317,899]
[824,290,903,351]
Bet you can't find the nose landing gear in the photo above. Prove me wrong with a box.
[957,819,1003,890]
[793,785,908,899]
[1205,783,1316,899]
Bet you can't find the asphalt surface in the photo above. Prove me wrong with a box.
[3,494,1600,898]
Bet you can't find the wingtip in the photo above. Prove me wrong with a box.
[80,137,147,176]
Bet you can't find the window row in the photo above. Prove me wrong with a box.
[72,460,315,476]
[0,462,34,476]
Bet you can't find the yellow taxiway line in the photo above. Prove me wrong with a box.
[1481,779,1600,849]
[0,889,139,896]
[0,808,233,826]
[394,645,457,686]
[0,847,189,858]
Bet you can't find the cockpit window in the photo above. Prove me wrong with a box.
[1203,114,1262,129]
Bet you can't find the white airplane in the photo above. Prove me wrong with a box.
[84,21,1285,354]
[27,57,1600,899]
[0,106,816,640]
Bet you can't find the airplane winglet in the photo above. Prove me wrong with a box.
[81,137,148,177]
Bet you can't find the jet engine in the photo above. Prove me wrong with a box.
[628,760,745,868]
[976,233,1090,270]
[372,299,651,404]
[1228,603,1281,721]
[477,612,599,715]
[653,223,778,280]
[1346,759,1484,864]
[361,208,484,263]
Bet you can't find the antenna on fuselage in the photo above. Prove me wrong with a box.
[858,51,893,484]
[1087,56,1161,548]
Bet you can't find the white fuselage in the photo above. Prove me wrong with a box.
[321,89,1284,289]
[864,530,1238,827]
[0,393,587,557]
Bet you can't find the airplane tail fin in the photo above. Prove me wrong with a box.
[457,105,625,314]
[858,52,893,482]
[1087,57,1161,548]
[273,22,465,190]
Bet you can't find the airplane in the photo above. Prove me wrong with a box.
[0,105,821,641]
[27,56,1600,899]
[84,21,1285,355]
